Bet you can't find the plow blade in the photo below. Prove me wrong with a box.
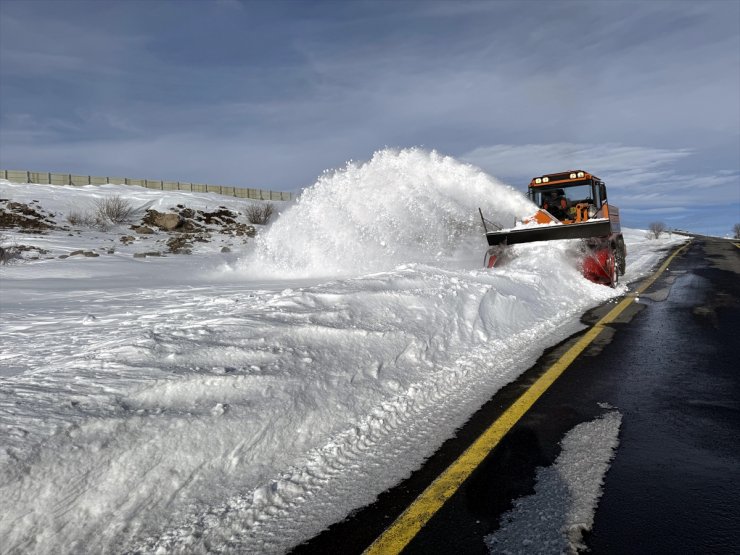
[485,219,611,246]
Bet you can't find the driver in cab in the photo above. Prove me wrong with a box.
[542,190,570,220]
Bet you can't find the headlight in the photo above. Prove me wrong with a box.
[542,177,549,183]
[588,206,597,217]
[577,171,585,178]
[535,178,542,184]
[569,173,576,179]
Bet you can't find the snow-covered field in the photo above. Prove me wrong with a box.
[0,149,687,554]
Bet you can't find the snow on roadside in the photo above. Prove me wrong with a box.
[485,412,622,554]
[0,150,688,554]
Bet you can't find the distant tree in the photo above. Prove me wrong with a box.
[649,221,667,239]
[734,223,740,239]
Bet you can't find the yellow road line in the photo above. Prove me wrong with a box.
[364,240,692,555]
[631,240,692,296]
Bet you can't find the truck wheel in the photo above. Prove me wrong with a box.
[616,237,626,275]
[608,249,618,287]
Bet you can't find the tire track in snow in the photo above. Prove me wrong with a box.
[134,272,609,553]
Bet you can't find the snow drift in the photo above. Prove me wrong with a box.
[0,151,687,554]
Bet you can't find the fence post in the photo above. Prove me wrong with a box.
[3,168,290,199]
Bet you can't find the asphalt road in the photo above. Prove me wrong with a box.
[293,236,740,554]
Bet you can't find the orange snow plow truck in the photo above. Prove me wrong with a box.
[482,170,626,287]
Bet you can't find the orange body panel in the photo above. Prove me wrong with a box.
[529,210,557,225]
[529,170,594,188]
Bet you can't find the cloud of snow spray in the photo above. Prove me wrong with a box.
[243,148,536,277]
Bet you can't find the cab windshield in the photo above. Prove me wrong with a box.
[530,183,599,209]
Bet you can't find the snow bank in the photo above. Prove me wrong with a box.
[0,155,688,553]
[0,180,290,222]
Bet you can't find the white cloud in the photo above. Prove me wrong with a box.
[460,142,739,233]
[461,143,693,178]
[1,1,737,235]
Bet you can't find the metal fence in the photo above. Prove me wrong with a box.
[0,169,294,201]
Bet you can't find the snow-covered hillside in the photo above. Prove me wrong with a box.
[0,149,687,554]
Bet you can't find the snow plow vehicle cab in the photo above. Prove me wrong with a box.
[483,170,626,286]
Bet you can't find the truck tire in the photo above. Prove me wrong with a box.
[615,236,626,275]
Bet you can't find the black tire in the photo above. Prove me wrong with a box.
[609,249,618,288]
[615,237,626,275]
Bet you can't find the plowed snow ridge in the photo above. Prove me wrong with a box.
[0,149,686,553]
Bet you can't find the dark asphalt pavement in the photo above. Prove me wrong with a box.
[586,238,740,554]
[293,237,740,554]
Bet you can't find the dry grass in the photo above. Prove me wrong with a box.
[0,234,21,265]
[245,202,274,225]
[94,195,134,225]
[66,196,134,229]
[67,210,97,227]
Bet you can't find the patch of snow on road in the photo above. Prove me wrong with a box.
[485,411,622,554]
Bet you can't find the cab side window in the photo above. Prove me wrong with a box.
[593,185,602,208]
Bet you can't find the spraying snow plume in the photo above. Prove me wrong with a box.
[245,148,535,277]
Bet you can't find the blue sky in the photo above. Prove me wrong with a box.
[1,0,738,235]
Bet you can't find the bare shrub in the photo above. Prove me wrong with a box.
[733,223,740,239]
[649,221,667,239]
[94,195,134,225]
[0,234,21,265]
[67,210,96,227]
[67,211,82,225]
[245,202,274,225]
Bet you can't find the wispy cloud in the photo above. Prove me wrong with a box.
[461,143,694,178]
[0,0,738,234]
[461,142,739,234]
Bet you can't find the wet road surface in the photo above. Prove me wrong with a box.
[293,237,740,554]
[586,238,740,553]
